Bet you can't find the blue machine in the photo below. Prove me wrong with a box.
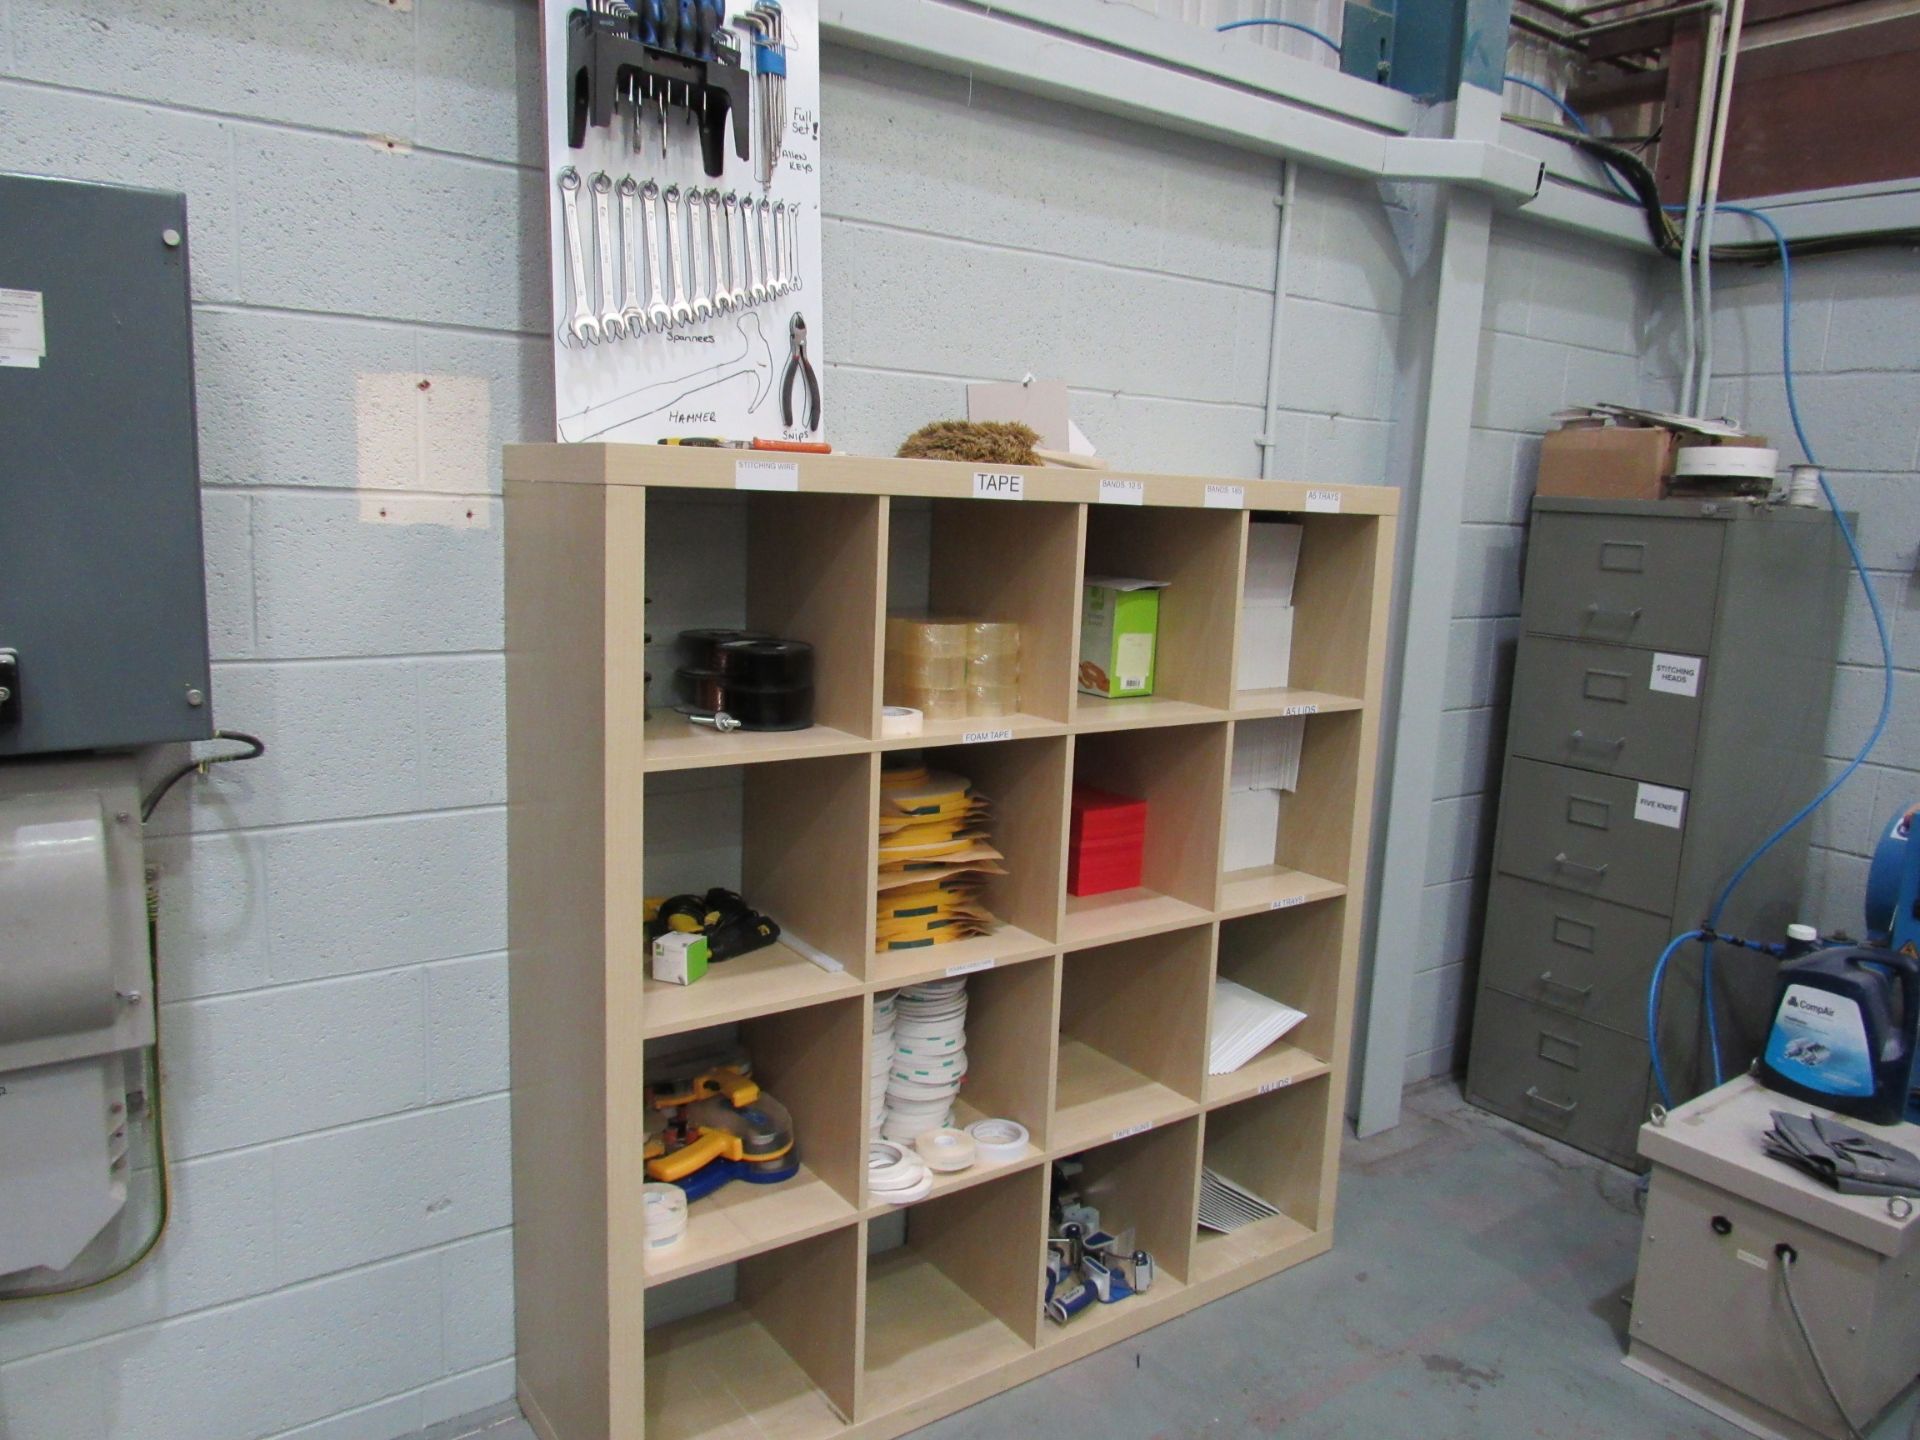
[1757,806,1920,1124]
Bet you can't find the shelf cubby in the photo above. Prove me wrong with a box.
[642,996,866,1286]
[1064,723,1226,947]
[1053,928,1210,1153]
[1217,709,1361,919]
[1043,1118,1203,1347]
[505,448,1394,1440]
[1075,503,1242,723]
[1208,902,1343,1108]
[641,486,885,770]
[645,1226,863,1440]
[643,754,876,1032]
[873,736,1069,978]
[882,494,1082,743]
[1192,1076,1331,1286]
[862,1168,1047,1418]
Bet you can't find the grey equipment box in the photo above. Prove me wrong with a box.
[1627,1076,1920,1440]
[1466,498,1847,1168]
[0,173,214,756]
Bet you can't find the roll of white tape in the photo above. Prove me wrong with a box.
[642,1182,688,1250]
[881,706,924,738]
[916,1127,977,1173]
[966,1118,1031,1164]
[1673,445,1779,481]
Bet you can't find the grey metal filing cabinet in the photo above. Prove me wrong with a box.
[1466,496,1847,1168]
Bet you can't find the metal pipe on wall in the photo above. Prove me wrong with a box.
[1257,160,1300,479]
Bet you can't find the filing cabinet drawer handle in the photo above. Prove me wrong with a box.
[1539,972,1595,1001]
[1553,852,1609,881]
[1569,729,1627,754]
[1583,603,1643,631]
[1524,1086,1579,1116]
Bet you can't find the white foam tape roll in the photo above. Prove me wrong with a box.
[1673,445,1779,480]
[966,1118,1030,1164]
[643,1182,688,1250]
[916,1127,977,1173]
[881,705,924,738]
[869,1139,934,1204]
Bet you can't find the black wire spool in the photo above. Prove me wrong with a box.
[675,666,815,731]
[715,637,814,689]
[677,627,774,668]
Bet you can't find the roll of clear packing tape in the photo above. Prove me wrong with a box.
[643,1182,688,1250]
[965,1118,1030,1164]
[1672,445,1779,481]
[881,705,924,738]
[915,1127,977,1173]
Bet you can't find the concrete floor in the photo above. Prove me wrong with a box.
[418,1080,1919,1440]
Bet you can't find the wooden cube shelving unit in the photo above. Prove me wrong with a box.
[503,447,1397,1440]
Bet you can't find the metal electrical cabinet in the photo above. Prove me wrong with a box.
[0,172,213,757]
[1466,497,1847,1168]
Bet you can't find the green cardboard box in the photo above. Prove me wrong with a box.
[1079,576,1169,699]
[651,931,711,985]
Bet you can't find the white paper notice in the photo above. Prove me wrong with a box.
[1304,488,1341,513]
[1099,478,1145,506]
[735,459,799,491]
[0,288,46,368]
[1204,484,1244,509]
[1649,653,1703,697]
[1634,782,1687,829]
[972,470,1024,500]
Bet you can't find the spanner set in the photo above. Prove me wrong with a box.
[556,164,799,346]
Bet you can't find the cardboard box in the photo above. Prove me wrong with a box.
[651,932,710,986]
[1536,423,1772,501]
[1079,577,1168,698]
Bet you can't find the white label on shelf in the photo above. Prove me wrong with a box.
[734,459,799,491]
[1257,1076,1297,1095]
[1304,488,1341,513]
[945,956,997,978]
[1649,652,1703,698]
[1111,1121,1153,1142]
[1099,478,1145,506]
[1204,484,1244,509]
[1269,894,1308,911]
[972,470,1024,500]
[1281,704,1319,717]
[961,727,1013,744]
[1634,782,1688,829]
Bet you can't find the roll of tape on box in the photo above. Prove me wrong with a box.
[966,1118,1030,1164]
[881,705,924,738]
[1673,445,1779,481]
[915,1127,977,1173]
[642,1182,688,1250]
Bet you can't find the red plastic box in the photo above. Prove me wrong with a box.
[1068,784,1148,897]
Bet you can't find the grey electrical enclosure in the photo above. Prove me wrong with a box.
[0,173,214,757]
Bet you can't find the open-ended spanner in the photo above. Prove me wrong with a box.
[722,193,750,311]
[662,186,696,328]
[687,190,715,323]
[769,201,787,297]
[705,188,732,314]
[783,202,800,292]
[639,180,673,332]
[616,177,649,336]
[752,198,774,306]
[589,172,624,341]
[557,167,601,346]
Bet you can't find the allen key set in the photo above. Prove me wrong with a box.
[556,165,799,345]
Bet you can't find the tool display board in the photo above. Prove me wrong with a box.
[541,0,824,446]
